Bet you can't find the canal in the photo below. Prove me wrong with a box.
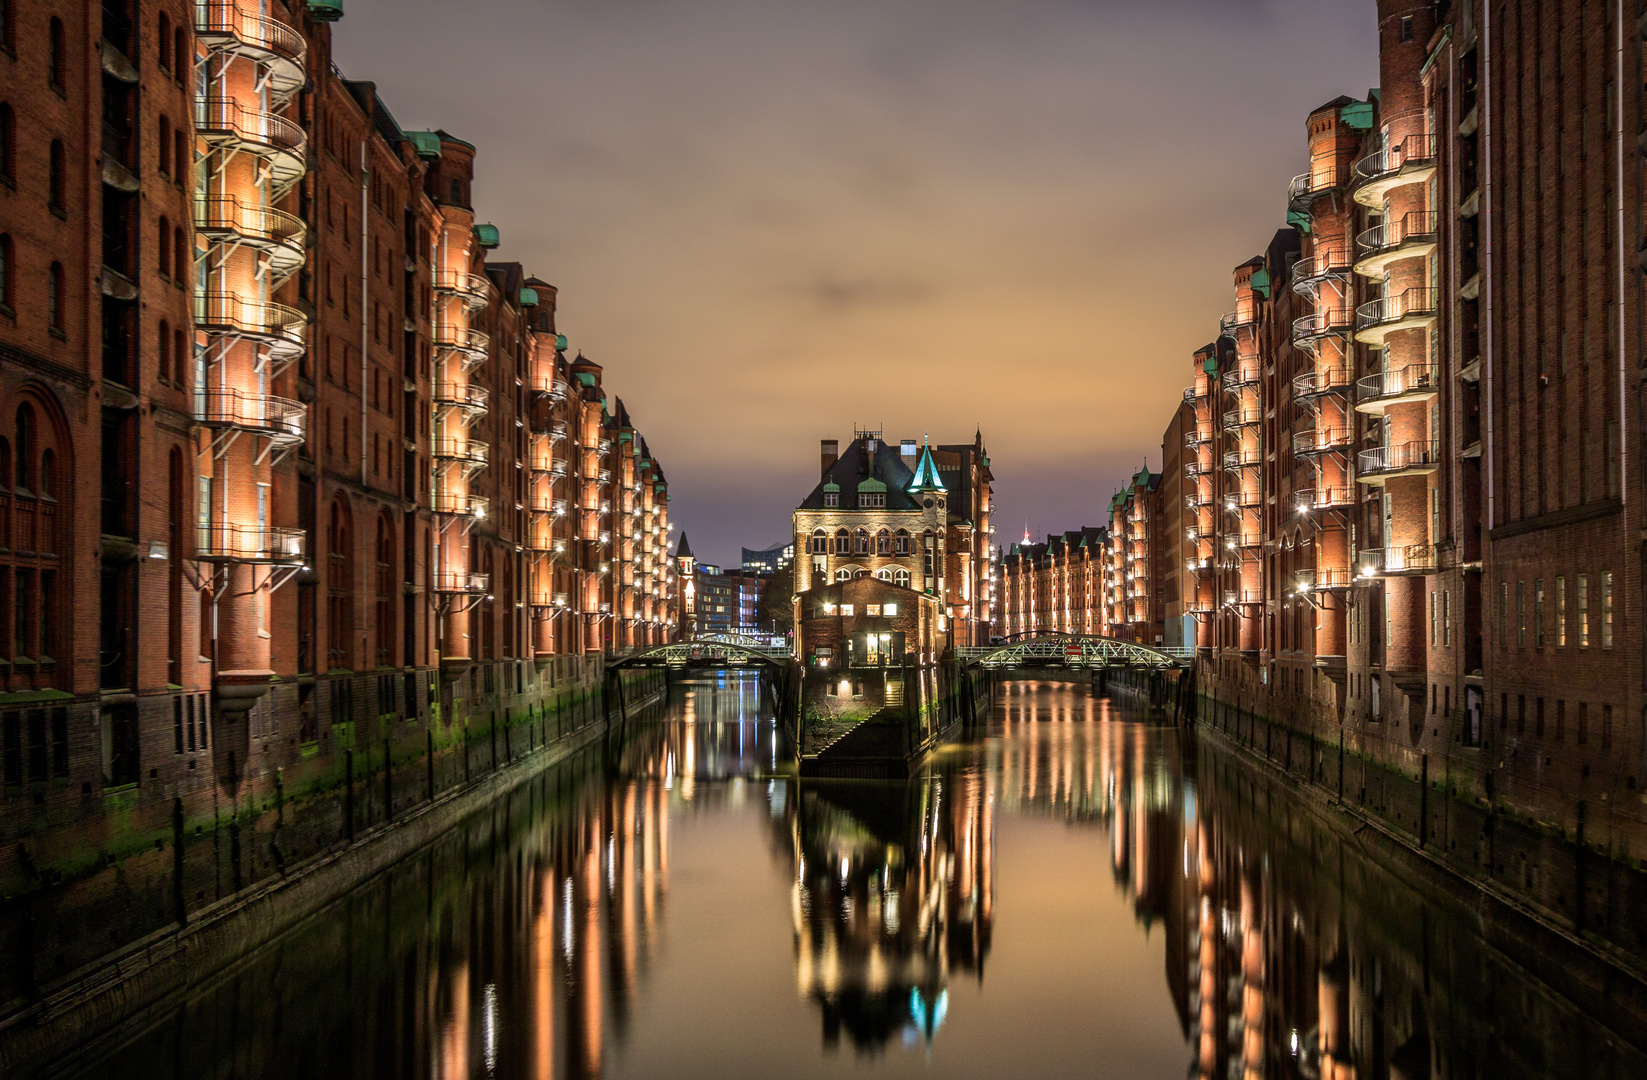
[60,677,1647,1079]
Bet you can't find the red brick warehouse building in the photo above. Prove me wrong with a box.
[0,0,678,918]
[1083,0,1647,962]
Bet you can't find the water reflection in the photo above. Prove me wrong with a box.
[61,677,1647,1080]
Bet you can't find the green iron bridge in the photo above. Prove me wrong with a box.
[956,632,1193,671]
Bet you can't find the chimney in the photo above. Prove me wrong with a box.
[820,439,838,478]
[900,439,918,468]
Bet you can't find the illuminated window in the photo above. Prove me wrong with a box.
[839,604,853,616]
[866,604,880,616]
[884,603,898,617]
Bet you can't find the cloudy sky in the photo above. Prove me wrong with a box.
[335,0,1378,567]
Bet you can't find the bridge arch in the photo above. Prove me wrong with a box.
[958,633,1191,671]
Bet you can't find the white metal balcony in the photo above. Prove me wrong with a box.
[1356,441,1440,483]
[193,194,306,285]
[1221,405,1262,430]
[1292,425,1350,456]
[194,292,306,363]
[195,387,305,446]
[1355,362,1440,412]
[1292,486,1356,515]
[195,2,306,104]
[194,97,305,194]
[1292,366,1352,400]
[433,325,490,366]
[1354,211,1439,277]
[431,490,488,518]
[1354,288,1439,346]
[433,382,489,415]
[529,372,570,400]
[433,269,493,312]
[433,572,490,595]
[1357,544,1437,577]
[1291,307,1354,350]
[1351,133,1438,207]
[431,438,489,469]
[197,523,305,564]
[1291,246,1353,295]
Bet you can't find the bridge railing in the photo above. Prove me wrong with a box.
[955,639,1194,667]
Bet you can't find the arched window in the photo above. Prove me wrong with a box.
[38,448,53,499]
[174,225,187,278]
[875,568,892,581]
[893,569,911,588]
[15,402,34,489]
[158,115,171,175]
[157,12,171,71]
[854,528,869,555]
[174,27,188,79]
[327,498,354,665]
[0,233,11,310]
[834,568,852,583]
[809,527,827,555]
[0,104,14,183]
[0,437,10,489]
[48,140,64,210]
[48,262,62,332]
[157,318,171,382]
[894,529,911,555]
[375,514,395,666]
[833,528,850,555]
[175,129,188,184]
[157,216,171,277]
[876,529,891,555]
[48,18,64,90]
[174,326,187,384]
[0,0,11,53]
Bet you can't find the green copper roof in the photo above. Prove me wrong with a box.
[1287,209,1312,233]
[307,0,344,22]
[1250,268,1270,299]
[1202,356,1218,375]
[822,481,840,492]
[1340,100,1375,130]
[576,372,596,387]
[858,477,887,493]
[406,130,441,158]
[908,444,946,492]
[555,334,568,350]
[519,287,539,307]
[474,223,500,249]
[618,431,633,443]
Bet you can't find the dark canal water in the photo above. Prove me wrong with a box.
[62,678,1647,1079]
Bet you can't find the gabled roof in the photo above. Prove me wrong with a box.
[798,437,925,512]
[674,533,693,559]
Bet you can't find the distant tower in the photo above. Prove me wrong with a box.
[675,533,697,636]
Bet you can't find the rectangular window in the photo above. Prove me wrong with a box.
[839,604,853,616]
[1517,695,1526,733]
[883,603,898,617]
[174,696,184,754]
[1557,700,1566,740]
[1556,576,1566,646]
[1516,581,1525,647]
[1578,702,1589,745]
[1535,579,1544,648]
[1442,590,1452,647]
[1536,697,1545,736]
[51,708,67,777]
[1429,591,1437,646]
[1578,574,1590,647]
[1603,704,1614,750]
[1602,571,1614,648]
[1498,581,1508,644]
[865,604,881,616]
[823,493,838,508]
[0,711,17,785]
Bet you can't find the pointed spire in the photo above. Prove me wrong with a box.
[908,441,946,492]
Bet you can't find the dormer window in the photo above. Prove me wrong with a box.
[824,492,839,507]
[859,492,884,508]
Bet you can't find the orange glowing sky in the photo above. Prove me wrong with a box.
[335,0,1377,565]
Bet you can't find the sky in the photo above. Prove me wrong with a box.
[334,0,1379,569]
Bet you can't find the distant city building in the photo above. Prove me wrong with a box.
[999,528,1109,640]
[674,538,762,637]
[741,542,794,575]
[793,430,995,651]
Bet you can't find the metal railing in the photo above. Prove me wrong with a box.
[1356,287,1438,332]
[431,490,488,518]
[194,96,305,157]
[195,387,306,442]
[1184,428,1208,449]
[1294,566,1352,591]
[1222,406,1262,430]
[1292,366,1352,398]
[432,270,493,304]
[195,1,306,69]
[432,325,490,358]
[1356,210,1438,256]
[431,438,488,466]
[1353,133,1438,184]
[1357,440,1439,477]
[193,292,305,353]
[1359,544,1437,575]
[529,372,570,399]
[1221,364,1261,391]
[432,382,489,412]
[1293,425,1349,455]
[193,194,304,253]
[196,522,305,563]
[1292,307,1354,344]
[1293,246,1353,287]
[1223,447,1262,470]
[1356,362,1439,405]
[1219,309,1256,336]
[433,571,490,594]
